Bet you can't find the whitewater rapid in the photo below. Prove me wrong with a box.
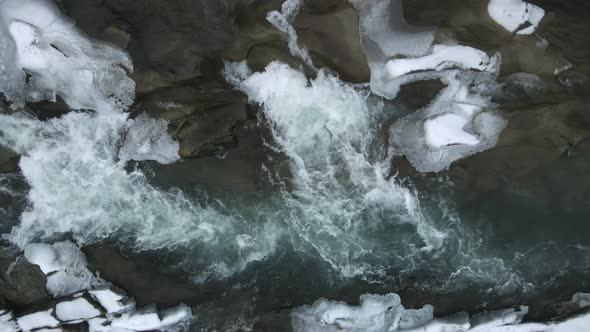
[0,0,527,289]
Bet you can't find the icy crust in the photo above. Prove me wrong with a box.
[24,242,95,297]
[0,0,134,112]
[350,0,509,172]
[488,0,545,35]
[292,293,590,332]
[15,241,192,332]
[390,72,507,173]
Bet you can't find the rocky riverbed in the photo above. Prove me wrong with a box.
[1,0,590,331]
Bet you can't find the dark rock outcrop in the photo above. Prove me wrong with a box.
[130,78,250,160]
[0,249,49,311]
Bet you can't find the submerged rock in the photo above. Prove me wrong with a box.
[0,149,18,174]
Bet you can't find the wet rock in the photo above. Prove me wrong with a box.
[130,78,249,159]
[60,0,241,92]
[449,98,590,205]
[83,244,203,308]
[226,0,369,83]
[293,1,370,82]
[0,148,18,174]
[144,118,291,199]
[528,0,590,72]
[0,249,49,311]
[224,0,305,73]
[403,0,572,78]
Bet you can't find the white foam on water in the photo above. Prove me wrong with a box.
[0,0,279,281]
[229,60,448,277]
[488,0,545,35]
[1,110,280,280]
[267,0,317,70]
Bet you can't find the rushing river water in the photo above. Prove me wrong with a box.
[1,0,590,330]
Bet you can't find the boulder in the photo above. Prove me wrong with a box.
[0,249,49,311]
[130,78,249,159]
[0,148,18,174]
[293,2,370,82]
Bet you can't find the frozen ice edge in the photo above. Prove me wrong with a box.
[16,241,192,332]
[291,293,590,332]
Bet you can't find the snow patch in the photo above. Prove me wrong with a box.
[488,0,546,35]
[55,298,101,322]
[90,288,135,314]
[24,242,95,297]
[16,309,60,331]
[385,45,496,79]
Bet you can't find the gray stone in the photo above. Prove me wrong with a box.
[0,250,49,310]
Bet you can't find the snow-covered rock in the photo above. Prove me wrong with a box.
[488,0,545,35]
[24,242,96,297]
[0,0,134,112]
[90,288,135,314]
[385,45,496,79]
[55,298,101,322]
[16,309,60,331]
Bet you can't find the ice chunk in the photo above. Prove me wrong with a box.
[90,288,135,313]
[0,0,134,112]
[56,298,101,322]
[291,293,437,332]
[23,241,96,297]
[385,45,495,79]
[110,305,191,331]
[391,72,506,173]
[118,113,180,165]
[16,309,60,331]
[488,0,545,35]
